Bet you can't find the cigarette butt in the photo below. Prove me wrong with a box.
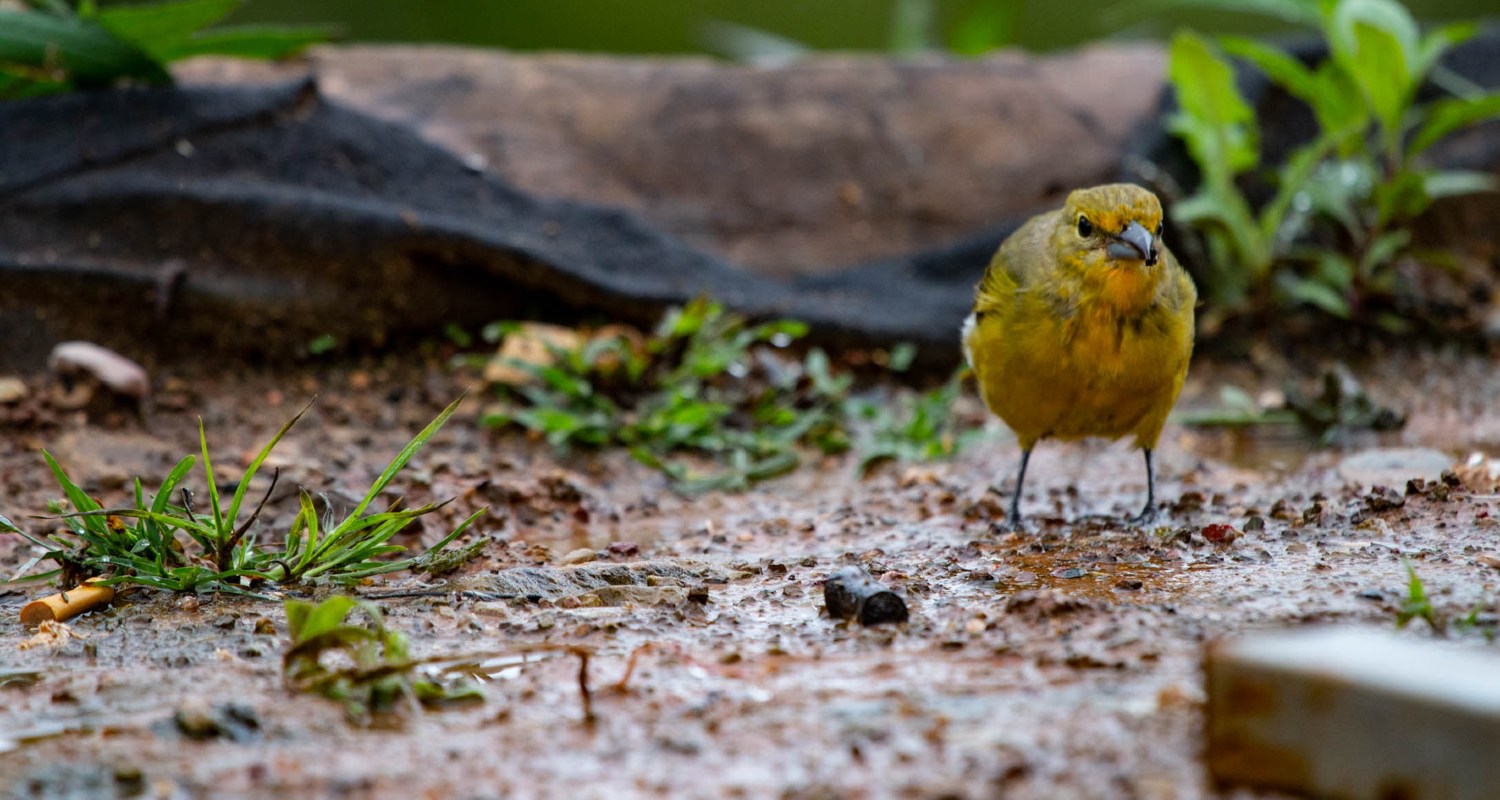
[20,580,115,626]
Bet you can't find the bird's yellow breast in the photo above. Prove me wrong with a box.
[965,232,1195,451]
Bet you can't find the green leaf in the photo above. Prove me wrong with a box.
[95,0,240,61]
[151,456,197,514]
[1219,36,1320,107]
[224,400,309,533]
[1262,133,1349,246]
[286,595,361,642]
[1167,31,1259,180]
[1371,170,1427,227]
[1421,170,1498,200]
[887,342,918,372]
[1409,94,1500,157]
[1327,0,1418,136]
[164,24,332,60]
[1359,229,1410,275]
[1311,251,1355,291]
[197,418,227,542]
[331,394,464,535]
[1413,21,1477,86]
[1277,273,1351,317]
[0,9,170,85]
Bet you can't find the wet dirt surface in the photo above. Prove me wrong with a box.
[2,349,1499,799]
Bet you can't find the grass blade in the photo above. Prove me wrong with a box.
[331,395,464,536]
[224,400,310,543]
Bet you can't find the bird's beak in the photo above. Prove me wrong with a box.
[1106,221,1158,266]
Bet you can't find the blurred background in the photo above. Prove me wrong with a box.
[219,0,1495,55]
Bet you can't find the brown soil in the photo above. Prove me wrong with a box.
[2,349,1499,799]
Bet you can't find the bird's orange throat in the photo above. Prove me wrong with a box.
[1089,264,1161,315]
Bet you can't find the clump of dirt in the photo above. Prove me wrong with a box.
[3,350,1499,797]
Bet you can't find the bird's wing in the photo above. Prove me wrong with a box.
[975,215,1051,313]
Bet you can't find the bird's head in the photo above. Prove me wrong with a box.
[1051,183,1165,276]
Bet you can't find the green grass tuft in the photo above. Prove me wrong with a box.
[3,396,488,595]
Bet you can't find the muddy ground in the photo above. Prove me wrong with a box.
[1,347,1499,800]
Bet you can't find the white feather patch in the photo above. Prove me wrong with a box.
[960,312,977,368]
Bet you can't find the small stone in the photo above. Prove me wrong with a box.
[173,698,219,740]
[561,548,596,565]
[48,341,151,399]
[1338,448,1451,489]
[1202,524,1239,545]
[1363,486,1406,512]
[607,541,639,557]
[589,585,686,606]
[252,617,276,636]
[0,376,27,404]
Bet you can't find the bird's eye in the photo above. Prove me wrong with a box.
[1155,222,1164,238]
[1077,216,1093,237]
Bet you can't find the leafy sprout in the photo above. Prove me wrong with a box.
[1395,560,1436,631]
[283,596,481,723]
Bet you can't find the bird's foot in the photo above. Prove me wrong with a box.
[1129,504,1160,528]
[990,514,1029,536]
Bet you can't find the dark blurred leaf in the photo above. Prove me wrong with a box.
[0,9,169,85]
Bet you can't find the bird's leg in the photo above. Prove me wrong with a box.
[1132,448,1158,526]
[993,448,1032,532]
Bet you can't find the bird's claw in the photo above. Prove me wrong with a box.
[1130,505,1159,527]
[990,515,1029,536]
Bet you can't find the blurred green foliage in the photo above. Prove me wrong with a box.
[480,301,975,493]
[0,0,329,98]
[284,596,482,722]
[1166,0,1500,330]
[227,0,1490,56]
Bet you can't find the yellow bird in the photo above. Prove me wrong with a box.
[962,184,1196,527]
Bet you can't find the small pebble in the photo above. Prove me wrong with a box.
[0,376,27,404]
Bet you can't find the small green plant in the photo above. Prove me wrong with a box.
[2,397,486,595]
[1394,562,1495,639]
[1165,0,1500,329]
[0,0,330,99]
[480,301,975,492]
[283,596,481,722]
[1395,560,1437,631]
